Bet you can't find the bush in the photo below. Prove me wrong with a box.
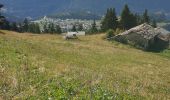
[106,29,114,39]
[115,28,124,35]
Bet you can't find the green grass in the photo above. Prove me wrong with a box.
[0,30,170,100]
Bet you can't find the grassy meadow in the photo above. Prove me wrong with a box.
[0,30,170,100]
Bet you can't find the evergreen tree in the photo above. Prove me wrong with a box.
[77,24,83,31]
[142,9,150,23]
[120,4,137,30]
[29,23,41,33]
[23,18,29,32]
[43,24,48,33]
[11,22,18,31]
[49,23,55,34]
[135,13,143,25]
[0,4,7,29]
[90,19,98,33]
[18,23,23,33]
[55,25,62,34]
[34,23,41,33]
[109,8,118,30]
[130,14,138,28]
[151,19,157,28]
[28,23,34,33]
[71,25,77,32]
[1,20,10,30]
[101,8,118,31]
[51,23,55,33]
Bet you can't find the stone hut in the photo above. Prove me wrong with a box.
[114,23,170,51]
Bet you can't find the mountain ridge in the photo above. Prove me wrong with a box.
[1,0,170,19]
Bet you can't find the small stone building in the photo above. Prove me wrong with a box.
[114,23,170,51]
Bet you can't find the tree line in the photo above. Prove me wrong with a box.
[101,4,157,32]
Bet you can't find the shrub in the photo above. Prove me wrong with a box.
[115,28,124,35]
[106,29,114,39]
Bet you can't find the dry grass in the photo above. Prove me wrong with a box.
[0,30,170,99]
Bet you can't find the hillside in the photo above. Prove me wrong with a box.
[1,0,170,19]
[0,30,170,99]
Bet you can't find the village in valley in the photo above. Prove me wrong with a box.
[33,16,101,32]
[0,0,170,100]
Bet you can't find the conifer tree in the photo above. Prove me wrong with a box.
[55,25,62,34]
[27,23,40,33]
[49,23,55,34]
[28,23,34,33]
[109,8,118,30]
[23,18,29,32]
[43,24,48,33]
[142,9,150,23]
[11,22,18,31]
[18,23,23,32]
[0,4,7,29]
[101,8,118,31]
[90,19,98,33]
[135,13,143,25]
[77,24,83,31]
[120,4,137,30]
[151,19,157,28]
[35,23,41,33]
[71,25,77,32]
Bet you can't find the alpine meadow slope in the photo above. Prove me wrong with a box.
[0,30,170,99]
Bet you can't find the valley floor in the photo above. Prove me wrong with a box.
[0,30,170,99]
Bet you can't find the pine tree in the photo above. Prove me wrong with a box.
[11,22,18,31]
[27,23,40,33]
[55,25,62,34]
[1,20,10,30]
[90,19,98,33]
[49,23,55,34]
[120,4,137,30]
[0,4,11,30]
[109,8,118,30]
[130,14,138,28]
[77,24,83,31]
[35,23,41,33]
[101,8,109,31]
[18,23,23,33]
[0,4,6,29]
[71,25,77,32]
[120,4,131,29]
[135,13,143,25]
[28,23,34,33]
[51,23,55,33]
[43,24,48,33]
[152,19,157,28]
[143,9,150,23]
[23,18,29,32]
[101,8,118,31]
